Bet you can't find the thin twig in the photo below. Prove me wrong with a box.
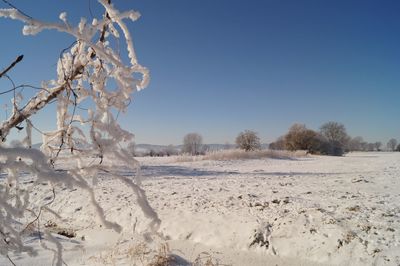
[6,254,16,266]
[0,84,50,96]
[0,55,23,79]
[22,187,56,238]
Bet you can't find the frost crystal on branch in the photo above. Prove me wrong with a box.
[0,1,159,262]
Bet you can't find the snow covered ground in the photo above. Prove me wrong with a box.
[2,152,400,265]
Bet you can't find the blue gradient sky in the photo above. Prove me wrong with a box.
[0,0,399,145]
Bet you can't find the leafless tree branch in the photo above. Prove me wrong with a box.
[0,65,84,141]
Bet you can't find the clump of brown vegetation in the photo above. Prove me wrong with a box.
[148,244,176,266]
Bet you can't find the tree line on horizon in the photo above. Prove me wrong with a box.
[135,121,399,157]
[269,122,399,156]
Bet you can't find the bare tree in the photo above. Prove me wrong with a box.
[320,122,349,145]
[236,130,261,151]
[347,136,364,151]
[387,138,398,151]
[374,141,382,151]
[182,133,203,155]
[320,122,349,155]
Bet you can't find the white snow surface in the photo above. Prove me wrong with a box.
[2,152,400,265]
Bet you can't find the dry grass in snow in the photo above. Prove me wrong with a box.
[175,149,307,162]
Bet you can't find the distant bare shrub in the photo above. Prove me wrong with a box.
[387,138,398,151]
[269,136,286,150]
[235,130,261,151]
[182,133,203,155]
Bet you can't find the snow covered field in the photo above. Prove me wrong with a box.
[3,152,400,266]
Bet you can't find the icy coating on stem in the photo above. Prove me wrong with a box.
[0,1,159,262]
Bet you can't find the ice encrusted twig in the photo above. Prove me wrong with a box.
[0,0,159,261]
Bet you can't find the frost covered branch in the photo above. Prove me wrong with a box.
[0,0,159,261]
[0,65,84,141]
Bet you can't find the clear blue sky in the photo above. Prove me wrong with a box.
[0,0,399,145]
